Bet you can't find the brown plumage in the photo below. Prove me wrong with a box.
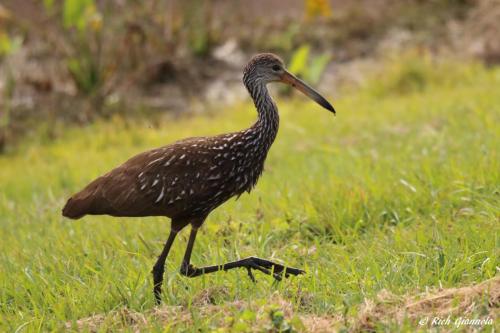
[62,53,335,304]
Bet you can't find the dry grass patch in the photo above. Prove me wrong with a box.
[66,278,499,332]
[65,293,340,332]
[354,276,499,332]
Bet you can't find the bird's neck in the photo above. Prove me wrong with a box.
[244,80,280,152]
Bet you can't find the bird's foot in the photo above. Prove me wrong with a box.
[178,257,305,282]
[243,257,305,282]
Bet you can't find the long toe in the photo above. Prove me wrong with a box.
[247,257,304,278]
[248,262,276,279]
[284,266,305,276]
[245,261,283,281]
[268,264,304,278]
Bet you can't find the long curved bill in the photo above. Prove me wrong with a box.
[281,70,336,114]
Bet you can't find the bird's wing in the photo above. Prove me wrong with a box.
[131,138,222,213]
[63,135,239,219]
[102,137,220,215]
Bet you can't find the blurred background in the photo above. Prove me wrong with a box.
[0,0,499,152]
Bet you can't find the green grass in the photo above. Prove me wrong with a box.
[0,57,499,332]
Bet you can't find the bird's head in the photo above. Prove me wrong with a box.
[243,53,335,114]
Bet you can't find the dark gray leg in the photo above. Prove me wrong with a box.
[179,227,305,281]
[152,230,177,304]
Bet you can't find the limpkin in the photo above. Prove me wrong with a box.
[62,53,335,303]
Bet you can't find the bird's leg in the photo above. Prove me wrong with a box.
[152,230,177,304]
[179,227,305,281]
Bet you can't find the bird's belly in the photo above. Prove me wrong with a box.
[185,185,239,215]
[167,175,253,218]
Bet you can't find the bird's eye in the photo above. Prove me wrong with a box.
[272,65,281,72]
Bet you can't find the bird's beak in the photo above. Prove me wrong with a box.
[280,70,335,114]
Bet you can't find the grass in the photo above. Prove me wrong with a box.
[0,56,499,332]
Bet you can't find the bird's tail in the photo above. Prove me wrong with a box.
[62,197,88,219]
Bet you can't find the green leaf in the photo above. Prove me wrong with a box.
[289,45,311,76]
[63,0,94,30]
[0,33,22,56]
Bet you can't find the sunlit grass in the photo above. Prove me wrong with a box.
[0,58,499,331]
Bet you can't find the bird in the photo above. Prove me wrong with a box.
[62,53,335,304]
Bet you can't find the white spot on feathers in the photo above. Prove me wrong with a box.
[155,187,165,203]
[164,155,176,166]
[147,157,163,166]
